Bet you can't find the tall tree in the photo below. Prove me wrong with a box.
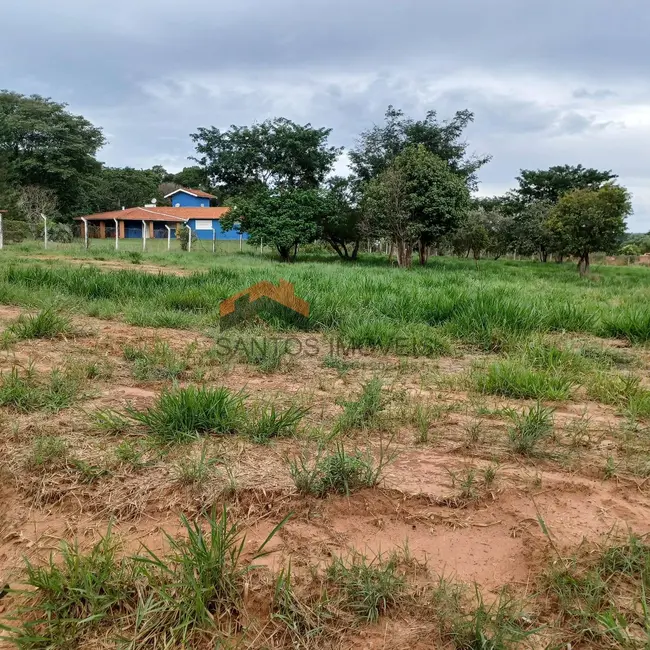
[350,105,490,189]
[515,164,617,204]
[0,91,105,218]
[363,145,470,267]
[191,117,341,197]
[221,188,327,262]
[547,184,631,275]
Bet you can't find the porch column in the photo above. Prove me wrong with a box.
[99,221,106,239]
[119,221,125,239]
[149,222,154,238]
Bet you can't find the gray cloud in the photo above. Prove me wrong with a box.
[1,0,649,231]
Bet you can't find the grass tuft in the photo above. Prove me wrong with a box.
[127,385,246,443]
[507,402,555,456]
[246,404,308,444]
[7,308,75,341]
[335,378,384,433]
[123,340,188,380]
[0,366,81,412]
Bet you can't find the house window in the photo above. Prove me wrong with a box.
[195,220,212,230]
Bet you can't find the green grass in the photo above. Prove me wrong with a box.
[288,440,395,497]
[474,360,575,401]
[0,251,648,356]
[0,507,288,649]
[237,337,290,372]
[0,366,81,412]
[127,385,246,443]
[322,354,357,374]
[172,443,221,487]
[587,373,650,420]
[245,404,308,443]
[5,308,76,341]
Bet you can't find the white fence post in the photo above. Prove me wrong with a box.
[185,224,192,252]
[114,218,119,251]
[41,213,48,249]
[141,220,147,252]
[212,228,216,253]
[239,234,242,252]
[81,217,89,249]
[165,225,172,251]
[0,213,4,250]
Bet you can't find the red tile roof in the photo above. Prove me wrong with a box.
[164,187,217,200]
[75,207,230,222]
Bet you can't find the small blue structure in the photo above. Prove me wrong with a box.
[185,215,247,241]
[164,187,216,208]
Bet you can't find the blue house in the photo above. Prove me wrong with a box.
[164,187,217,208]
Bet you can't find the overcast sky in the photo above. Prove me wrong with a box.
[2,0,649,230]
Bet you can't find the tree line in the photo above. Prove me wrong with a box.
[0,90,640,271]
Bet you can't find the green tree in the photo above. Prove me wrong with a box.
[510,201,554,261]
[350,105,490,188]
[515,164,617,204]
[89,167,164,212]
[191,118,341,197]
[547,184,631,275]
[222,188,327,262]
[320,176,362,261]
[0,91,105,218]
[363,145,470,267]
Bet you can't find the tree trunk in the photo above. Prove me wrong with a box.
[418,240,430,266]
[396,239,413,268]
[577,251,590,276]
[277,245,291,262]
[350,240,360,261]
[387,241,394,264]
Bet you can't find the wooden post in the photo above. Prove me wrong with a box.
[149,222,154,238]
[118,221,125,239]
[239,234,243,251]
[99,221,106,239]
[212,228,216,253]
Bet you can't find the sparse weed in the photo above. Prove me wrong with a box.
[507,402,555,456]
[172,443,220,487]
[327,551,404,622]
[27,435,68,468]
[92,408,132,434]
[432,581,536,649]
[289,439,395,497]
[322,354,356,375]
[114,441,146,467]
[0,366,81,412]
[238,337,290,373]
[411,402,440,444]
[123,340,188,381]
[588,373,650,419]
[335,378,384,433]
[464,419,484,446]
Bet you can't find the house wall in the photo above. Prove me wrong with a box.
[187,218,248,241]
[169,192,209,208]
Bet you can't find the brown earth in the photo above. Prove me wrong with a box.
[0,304,649,648]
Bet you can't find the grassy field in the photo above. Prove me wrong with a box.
[0,245,649,649]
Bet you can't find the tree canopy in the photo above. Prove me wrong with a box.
[350,105,490,189]
[363,145,470,266]
[547,184,631,275]
[191,117,342,198]
[0,91,105,217]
